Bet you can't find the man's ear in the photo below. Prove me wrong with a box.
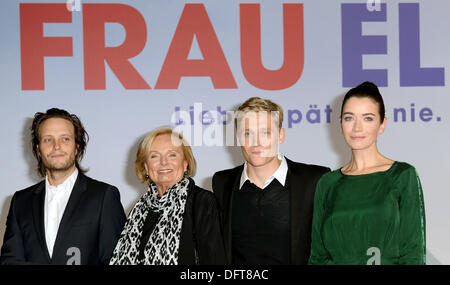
[278,128,285,144]
[36,144,40,157]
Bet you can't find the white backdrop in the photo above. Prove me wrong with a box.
[1,0,449,264]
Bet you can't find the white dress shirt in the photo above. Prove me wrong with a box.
[44,168,78,257]
[239,154,288,190]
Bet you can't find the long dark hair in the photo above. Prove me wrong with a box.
[340,81,386,123]
[31,108,89,177]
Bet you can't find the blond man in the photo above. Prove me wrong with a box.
[212,97,330,265]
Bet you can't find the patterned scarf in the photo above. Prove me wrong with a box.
[109,178,189,265]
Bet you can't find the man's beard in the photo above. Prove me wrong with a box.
[42,153,77,173]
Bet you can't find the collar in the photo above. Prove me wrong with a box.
[239,154,288,190]
[45,168,79,192]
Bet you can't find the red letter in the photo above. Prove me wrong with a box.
[20,4,72,90]
[155,4,237,89]
[240,4,304,90]
[83,4,150,90]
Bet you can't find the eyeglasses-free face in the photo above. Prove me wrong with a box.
[37,117,78,175]
[144,133,188,195]
[341,97,387,152]
[237,111,285,168]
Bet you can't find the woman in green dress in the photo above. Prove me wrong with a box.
[308,82,426,265]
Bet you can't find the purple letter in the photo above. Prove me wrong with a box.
[341,4,387,87]
[399,3,444,86]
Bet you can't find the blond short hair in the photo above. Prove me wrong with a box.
[135,127,197,184]
[235,97,284,130]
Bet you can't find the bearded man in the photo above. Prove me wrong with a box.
[0,108,126,265]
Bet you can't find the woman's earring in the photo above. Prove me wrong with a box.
[145,174,149,179]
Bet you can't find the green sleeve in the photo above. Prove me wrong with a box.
[397,166,426,265]
[308,179,332,265]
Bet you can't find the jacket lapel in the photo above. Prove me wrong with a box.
[286,159,308,264]
[223,165,243,263]
[32,181,51,263]
[51,173,87,259]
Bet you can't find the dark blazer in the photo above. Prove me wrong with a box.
[0,173,126,265]
[159,178,226,265]
[212,157,330,265]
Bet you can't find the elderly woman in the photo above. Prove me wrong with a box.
[110,128,226,265]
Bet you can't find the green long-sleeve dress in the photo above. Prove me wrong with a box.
[308,161,426,265]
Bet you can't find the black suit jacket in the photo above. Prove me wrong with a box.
[0,173,127,265]
[176,179,227,265]
[212,157,330,265]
